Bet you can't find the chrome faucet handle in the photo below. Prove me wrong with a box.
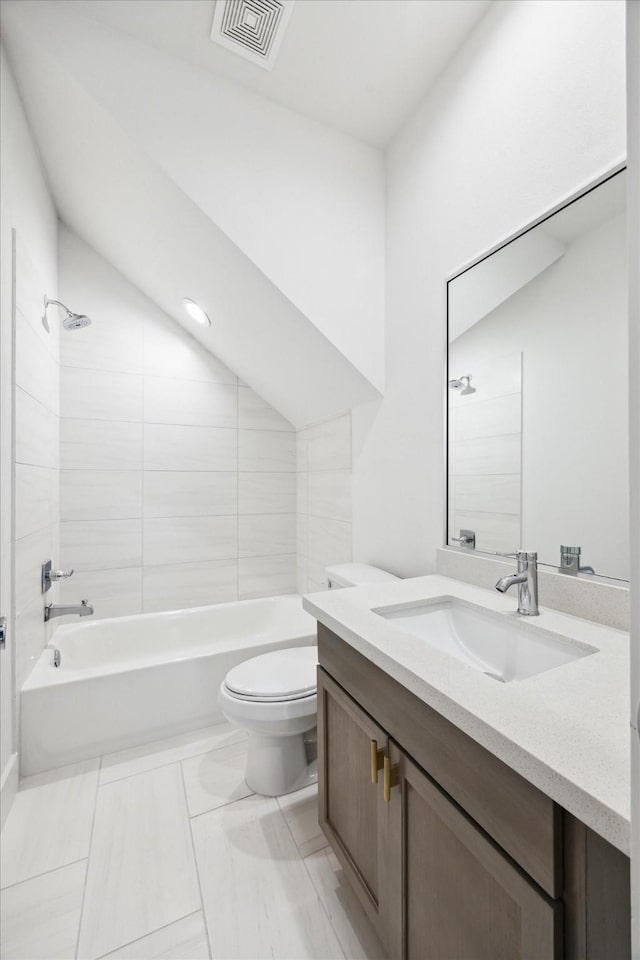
[49,568,74,581]
[450,529,475,548]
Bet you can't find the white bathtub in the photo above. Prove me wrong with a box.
[21,594,317,776]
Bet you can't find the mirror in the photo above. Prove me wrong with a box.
[447,168,628,581]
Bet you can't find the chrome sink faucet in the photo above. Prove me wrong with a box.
[44,600,94,622]
[495,551,539,616]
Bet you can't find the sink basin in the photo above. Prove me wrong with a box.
[373,598,597,682]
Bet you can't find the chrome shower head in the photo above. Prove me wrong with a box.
[448,375,474,394]
[44,296,92,330]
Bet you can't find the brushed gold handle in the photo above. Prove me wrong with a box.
[383,754,399,802]
[370,739,384,784]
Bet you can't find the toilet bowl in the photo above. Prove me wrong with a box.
[220,564,399,796]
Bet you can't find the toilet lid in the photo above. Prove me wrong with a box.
[225,646,317,701]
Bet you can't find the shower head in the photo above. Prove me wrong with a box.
[44,297,92,330]
[448,375,474,394]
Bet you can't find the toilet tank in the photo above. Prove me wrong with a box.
[324,563,399,589]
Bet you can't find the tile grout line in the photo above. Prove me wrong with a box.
[99,733,248,788]
[0,856,88,892]
[299,837,349,960]
[92,909,202,960]
[74,755,103,960]
[178,759,213,960]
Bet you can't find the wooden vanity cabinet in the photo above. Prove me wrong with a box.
[317,626,631,960]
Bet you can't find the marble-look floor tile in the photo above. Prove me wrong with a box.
[304,848,387,960]
[0,860,87,960]
[77,764,200,959]
[277,785,327,858]
[102,912,210,959]
[181,741,252,817]
[100,722,246,786]
[0,759,99,888]
[191,794,344,959]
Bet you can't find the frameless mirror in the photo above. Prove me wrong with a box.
[446,168,628,581]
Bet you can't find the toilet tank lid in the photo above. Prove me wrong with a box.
[325,563,399,588]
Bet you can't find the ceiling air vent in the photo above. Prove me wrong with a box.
[210,0,296,71]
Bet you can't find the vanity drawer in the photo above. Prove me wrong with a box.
[318,624,562,898]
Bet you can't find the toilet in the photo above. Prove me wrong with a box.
[219,563,399,796]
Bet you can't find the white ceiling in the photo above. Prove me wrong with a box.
[62,0,491,146]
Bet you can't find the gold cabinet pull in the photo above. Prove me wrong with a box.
[370,739,384,784]
[383,754,399,802]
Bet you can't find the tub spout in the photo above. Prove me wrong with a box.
[44,599,94,622]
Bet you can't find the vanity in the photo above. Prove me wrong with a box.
[303,576,631,960]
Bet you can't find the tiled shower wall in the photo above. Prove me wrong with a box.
[296,413,352,593]
[13,234,60,688]
[58,229,296,618]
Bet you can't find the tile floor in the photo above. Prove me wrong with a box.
[0,723,386,960]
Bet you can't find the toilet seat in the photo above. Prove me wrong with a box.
[224,646,317,703]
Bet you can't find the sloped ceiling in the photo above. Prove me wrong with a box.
[0,0,385,426]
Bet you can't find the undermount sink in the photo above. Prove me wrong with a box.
[373,598,598,683]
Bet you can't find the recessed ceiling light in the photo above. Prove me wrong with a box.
[183,298,210,327]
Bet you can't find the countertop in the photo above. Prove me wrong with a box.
[303,575,630,855]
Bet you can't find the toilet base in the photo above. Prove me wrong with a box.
[245,730,317,796]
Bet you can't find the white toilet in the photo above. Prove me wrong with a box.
[219,563,399,796]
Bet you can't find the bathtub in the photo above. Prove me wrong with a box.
[21,594,317,776]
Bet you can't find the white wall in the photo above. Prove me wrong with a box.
[450,213,628,579]
[296,415,352,594]
[353,0,626,577]
[58,228,298,617]
[0,48,59,794]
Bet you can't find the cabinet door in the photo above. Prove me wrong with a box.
[386,743,562,960]
[317,668,395,945]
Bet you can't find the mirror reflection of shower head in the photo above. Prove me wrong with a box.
[448,375,474,395]
[44,296,92,330]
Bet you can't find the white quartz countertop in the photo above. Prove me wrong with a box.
[303,575,630,855]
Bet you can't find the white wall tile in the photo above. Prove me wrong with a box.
[61,419,143,470]
[0,860,87,960]
[77,764,200,959]
[143,471,237,518]
[60,470,142,521]
[239,514,296,557]
[15,527,53,616]
[59,567,143,620]
[454,474,521,515]
[144,315,237,384]
[238,472,296,514]
[144,424,237,472]
[61,320,143,375]
[238,555,297,599]
[239,430,296,472]
[454,393,521,441]
[238,387,293,432]
[0,759,99,888]
[452,434,521,476]
[297,514,308,556]
[143,516,237,565]
[14,464,53,540]
[307,516,352,565]
[60,519,142,571]
[15,311,58,412]
[143,560,238,612]
[307,414,351,471]
[307,470,352,522]
[296,428,308,472]
[144,377,237,428]
[297,472,308,514]
[61,368,143,422]
[15,387,58,469]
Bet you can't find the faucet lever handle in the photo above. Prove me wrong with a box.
[49,568,74,581]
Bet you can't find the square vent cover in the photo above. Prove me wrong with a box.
[210,0,296,71]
